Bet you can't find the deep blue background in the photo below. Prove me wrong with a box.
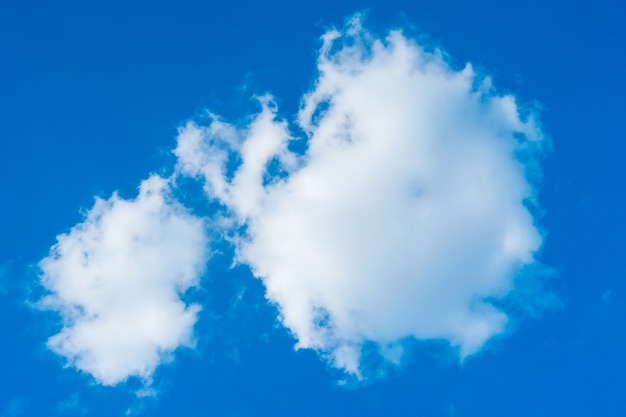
[1,0,625,415]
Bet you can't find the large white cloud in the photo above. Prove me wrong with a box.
[174,16,548,376]
[38,175,209,386]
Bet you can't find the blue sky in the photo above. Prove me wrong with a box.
[1,0,625,416]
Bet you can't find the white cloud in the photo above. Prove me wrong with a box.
[174,15,549,376]
[38,175,209,386]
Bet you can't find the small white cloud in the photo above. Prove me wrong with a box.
[175,16,549,376]
[38,175,209,386]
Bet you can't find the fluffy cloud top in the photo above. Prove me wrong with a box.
[175,16,546,375]
[39,175,209,386]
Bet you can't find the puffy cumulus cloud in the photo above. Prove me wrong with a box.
[175,16,548,376]
[38,175,209,386]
